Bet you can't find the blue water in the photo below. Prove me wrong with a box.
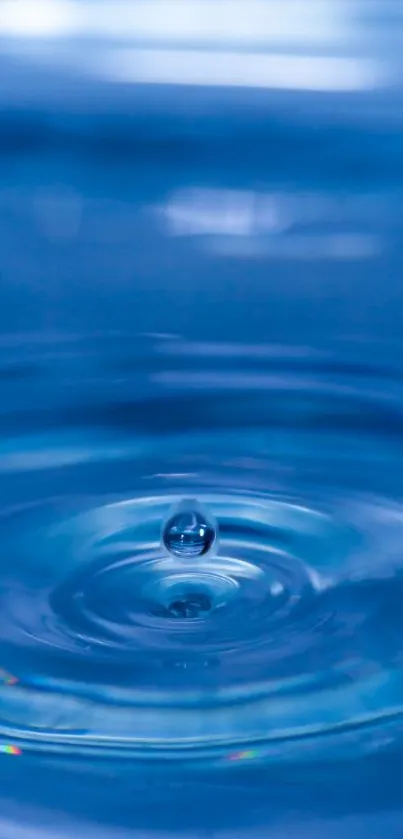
[3,5,403,837]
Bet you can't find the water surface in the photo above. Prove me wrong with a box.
[2,2,403,837]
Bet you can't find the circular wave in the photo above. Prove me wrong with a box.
[1,338,403,766]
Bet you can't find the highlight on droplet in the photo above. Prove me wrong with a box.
[0,745,22,755]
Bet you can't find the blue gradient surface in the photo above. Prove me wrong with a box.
[1,3,403,837]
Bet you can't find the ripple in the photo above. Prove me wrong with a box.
[0,489,403,762]
[0,339,403,766]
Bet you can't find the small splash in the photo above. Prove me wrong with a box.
[167,591,212,619]
[162,498,218,559]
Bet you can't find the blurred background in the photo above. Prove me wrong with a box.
[0,0,402,347]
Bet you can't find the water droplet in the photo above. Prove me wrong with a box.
[162,498,217,559]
